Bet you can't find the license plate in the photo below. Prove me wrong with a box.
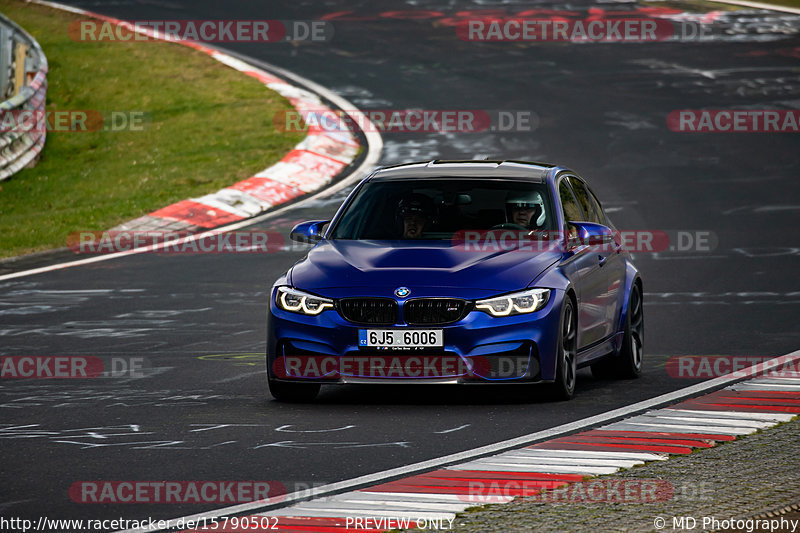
[359,329,443,348]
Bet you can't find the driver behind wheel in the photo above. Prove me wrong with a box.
[505,190,545,229]
[396,193,434,239]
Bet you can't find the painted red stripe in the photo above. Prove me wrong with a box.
[283,150,347,177]
[715,395,800,405]
[229,177,303,205]
[671,401,798,413]
[582,429,736,441]
[368,476,566,493]
[529,441,694,454]
[379,477,566,490]
[678,396,800,409]
[733,390,800,396]
[719,389,800,397]
[686,402,800,413]
[699,390,800,402]
[150,200,244,228]
[553,435,714,448]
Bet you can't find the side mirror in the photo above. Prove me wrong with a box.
[290,220,330,243]
[568,222,613,248]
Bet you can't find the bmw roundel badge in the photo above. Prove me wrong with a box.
[394,287,411,298]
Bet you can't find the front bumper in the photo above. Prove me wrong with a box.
[267,287,564,384]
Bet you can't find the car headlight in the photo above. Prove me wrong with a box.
[475,288,550,317]
[276,287,334,315]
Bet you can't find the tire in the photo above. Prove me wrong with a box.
[550,298,577,400]
[591,283,643,379]
[268,378,320,402]
[617,283,644,378]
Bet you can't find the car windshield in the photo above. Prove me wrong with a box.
[329,178,555,240]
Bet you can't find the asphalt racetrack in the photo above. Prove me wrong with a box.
[1,0,799,527]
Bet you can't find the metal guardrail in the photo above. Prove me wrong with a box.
[0,12,48,182]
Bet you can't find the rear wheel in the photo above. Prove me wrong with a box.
[591,283,643,379]
[617,283,644,378]
[268,378,320,402]
[550,299,577,400]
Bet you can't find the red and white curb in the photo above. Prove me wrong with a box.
[31,0,362,234]
[0,4,381,282]
[113,351,799,533]
[254,368,799,531]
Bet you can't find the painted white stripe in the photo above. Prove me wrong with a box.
[110,349,800,533]
[746,376,800,383]
[661,408,796,422]
[314,498,471,512]
[635,414,775,429]
[604,421,755,436]
[450,462,620,475]
[515,449,670,461]
[358,491,514,503]
[730,382,800,391]
[190,189,272,217]
[260,507,455,520]
[471,454,643,468]
[352,491,505,503]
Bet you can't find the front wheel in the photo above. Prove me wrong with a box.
[550,298,577,400]
[268,378,320,402]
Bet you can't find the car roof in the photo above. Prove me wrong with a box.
[369,160,558,182]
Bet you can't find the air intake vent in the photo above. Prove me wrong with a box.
[404,298,470,325]
[338,298,398,325]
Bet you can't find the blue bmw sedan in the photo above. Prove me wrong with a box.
[267,160,643,401]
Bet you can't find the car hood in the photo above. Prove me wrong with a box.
[289,240,561,294]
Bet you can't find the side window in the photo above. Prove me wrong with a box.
[587,188,608,226]
[558,179,584,224]
[568,178,602,224]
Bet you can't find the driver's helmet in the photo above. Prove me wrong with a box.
[505,190,545,229]
[396,193,434,219]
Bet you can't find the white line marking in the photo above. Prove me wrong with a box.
[634,414,774,428]
[112,351,800,532]
[476,455,644,467]
[450,462,620,475]
[274,425,356,433]
[731,382,800,391]
[358,492,491,503]
[260,507,455,520]
[604,422,756,435]
[300,498,470,512]
[662,408,796,422]
[514,449,670,461]
[435,424,470,434]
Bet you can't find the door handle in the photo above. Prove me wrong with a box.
[598,255,608,266]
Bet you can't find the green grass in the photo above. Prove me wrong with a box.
[0,0,305,258]
[761,0,800,8]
